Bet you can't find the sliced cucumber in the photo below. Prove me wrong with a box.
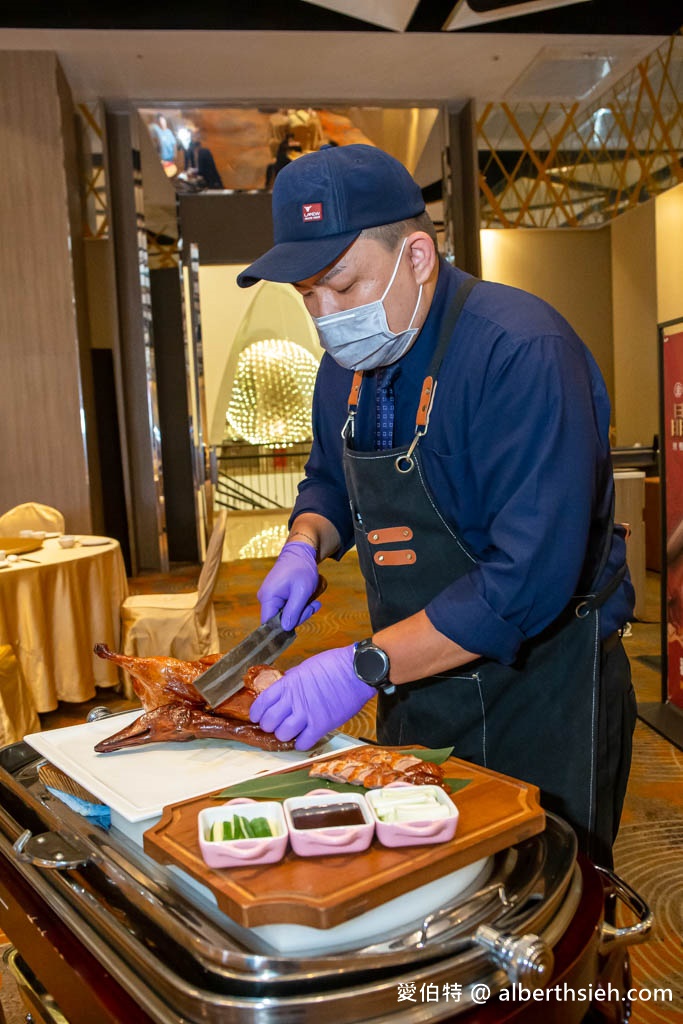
[208,813,276,842]
[250,816,273,838]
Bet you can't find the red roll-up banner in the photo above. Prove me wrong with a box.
[662,323,683,709]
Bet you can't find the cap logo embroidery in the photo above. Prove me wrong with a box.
[302,203,323,222]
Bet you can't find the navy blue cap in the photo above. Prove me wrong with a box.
[237,144,425,288]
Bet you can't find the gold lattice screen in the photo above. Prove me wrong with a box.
[478,31,683,229]
[78,102,109,239]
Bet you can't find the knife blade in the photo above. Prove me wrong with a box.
[194,575,327,708]
[193,613,296,708]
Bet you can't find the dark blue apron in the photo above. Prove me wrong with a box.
[341,279,627,858]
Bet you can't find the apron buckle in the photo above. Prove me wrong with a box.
[343,371,363,440]
[395,429,424,474]
[341,411,356,440]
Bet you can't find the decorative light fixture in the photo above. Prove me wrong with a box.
[226,339,318,446]
[239,524,289,560]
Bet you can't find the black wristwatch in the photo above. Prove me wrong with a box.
[353,639,396,694]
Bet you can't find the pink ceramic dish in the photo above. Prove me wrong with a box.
[366,783,459,848]
[283,789,374,858]
[197,797,288,869]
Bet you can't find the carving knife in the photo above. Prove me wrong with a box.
[193,575,327,708]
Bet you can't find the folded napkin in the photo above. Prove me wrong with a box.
[45,787,111,828]
[38,762,111,828]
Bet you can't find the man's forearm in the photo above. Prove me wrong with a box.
[287,513,341,562]
[374,610,479,684]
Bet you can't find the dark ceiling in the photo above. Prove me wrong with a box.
[1,0,681,34]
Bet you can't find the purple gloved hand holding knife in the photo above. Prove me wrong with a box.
[193,538,377,750]
[252,538,376,749]
[257,541,323,630]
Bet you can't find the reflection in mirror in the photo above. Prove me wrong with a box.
[137,105,442,200]
[183,241,213,558]
[136,104,444,558]
[206,276,321,517]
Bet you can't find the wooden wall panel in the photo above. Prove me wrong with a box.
[480,226,614,403]
[611,200,658,448]
[0,51,93,533]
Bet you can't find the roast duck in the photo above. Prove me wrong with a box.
[92,645,293,754]
[92,647,448,790]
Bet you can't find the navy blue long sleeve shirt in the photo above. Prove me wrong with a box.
[291,259,634,664]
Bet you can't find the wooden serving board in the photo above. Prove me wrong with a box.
[143,747,545,930]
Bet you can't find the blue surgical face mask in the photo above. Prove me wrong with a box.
[312,238,423,371]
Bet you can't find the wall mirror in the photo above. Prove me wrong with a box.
[136,103,444,558]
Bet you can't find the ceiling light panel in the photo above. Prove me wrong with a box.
[505,48,616,102]
[478,105,568,150]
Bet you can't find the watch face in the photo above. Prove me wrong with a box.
[355,645,389,685]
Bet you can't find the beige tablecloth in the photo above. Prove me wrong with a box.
[0,537,129,719]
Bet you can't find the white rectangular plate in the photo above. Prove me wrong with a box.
[25,714,363,822]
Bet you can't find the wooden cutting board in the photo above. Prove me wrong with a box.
[143,747,545,930]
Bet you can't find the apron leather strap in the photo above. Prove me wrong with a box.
[426,276,478,380]
[344,276,479,440]
[575,489,626,618]
[347,371,363,410]
[342,371,364,439]
[407,276,479,446]
[575,562,627,618]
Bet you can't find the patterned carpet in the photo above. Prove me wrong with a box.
[32,555,682,1023]
[610,574,683,1024]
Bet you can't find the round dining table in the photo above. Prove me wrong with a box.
[0,536,129,725]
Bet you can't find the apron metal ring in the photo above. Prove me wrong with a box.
[395,455,414,474]
[575,600,592,618]
[395,431,422,474]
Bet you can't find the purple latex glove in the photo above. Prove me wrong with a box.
[257,541,321,630]
[249,644,375,750]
